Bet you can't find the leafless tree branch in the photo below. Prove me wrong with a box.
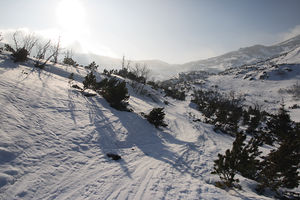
[52,36,61,64]
[13,31,20,50]
[23,33,38,54]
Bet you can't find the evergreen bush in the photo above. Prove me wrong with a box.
[85,61,98,71]
[256,110,300,195]
[12,47,28,62]
[145,107,167,128]
[211,132,246,188]
[63,57,76,66]
[100,78,130,110]
[83,72,97,90]
[267,103,293,142]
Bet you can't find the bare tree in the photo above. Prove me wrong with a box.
[63,49,76,65]
[121,55,131,71]
[23,33,38,54]
[130,63,151,94]
[34,40,61,68]
[12,31,20,50]
[52,36,61,64]
[131,63,150,83]
[126,59,131,71]
[140,63,150,83]
[65,49,73,59]
[35,40,51,65]
[12,31,38,54]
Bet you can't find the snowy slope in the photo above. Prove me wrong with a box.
[0,53,277,199]
[185,46,300,122]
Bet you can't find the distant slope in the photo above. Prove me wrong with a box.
[73,53,181,80]
[181,34,300,72]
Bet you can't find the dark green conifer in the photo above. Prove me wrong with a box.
[83,72,97,90]
[145,108,167,128]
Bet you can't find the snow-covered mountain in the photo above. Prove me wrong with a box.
[72,34,300,79]
[181,34,300,73]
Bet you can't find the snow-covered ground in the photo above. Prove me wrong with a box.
[0,52,281,199]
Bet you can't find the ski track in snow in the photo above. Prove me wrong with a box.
[0,55,284,200]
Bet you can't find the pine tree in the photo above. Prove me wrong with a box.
[257,136,300,193]
[267,103,293,142]
[101,78,130,110]
[211,132,246,188]
[237,136,262,180]
[85,61,98,71]
[83,72,97,90]
[12,47,28,62]
[145,108,167,128]
[257,108,300,194]
[63,57,76,66]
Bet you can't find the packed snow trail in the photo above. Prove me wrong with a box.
[0,57,274,199]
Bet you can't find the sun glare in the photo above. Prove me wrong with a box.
[55,0,113,57]
[56,0,87,39]
[57,0,85,29]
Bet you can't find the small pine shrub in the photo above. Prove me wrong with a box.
[63,57,76,66]
[192,89,243,135]
[237,136,262,180]
[100,78,130,110]
[256,120,300,194]
[211,132,246,188]
[145,107,167,128]
[267,103,293,142]
[164,87,186,100]
[83,72,97,90]
[85,61,98,71]
[12,48,28,62]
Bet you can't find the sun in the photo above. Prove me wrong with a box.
[56,0,86,34]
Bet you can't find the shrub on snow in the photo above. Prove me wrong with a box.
[145,107,167,128]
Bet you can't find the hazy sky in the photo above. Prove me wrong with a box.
[1,0,300,63]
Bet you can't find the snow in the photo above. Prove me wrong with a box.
[0,52,280,199]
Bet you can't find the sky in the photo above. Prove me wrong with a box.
[1,0,300,64]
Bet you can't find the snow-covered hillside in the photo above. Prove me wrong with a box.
[173,45,300,122]
[0,52,283,200]
[181,34,300,73]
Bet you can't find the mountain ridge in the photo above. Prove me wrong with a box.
[72,34,300,79]
[181,34,300,72]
